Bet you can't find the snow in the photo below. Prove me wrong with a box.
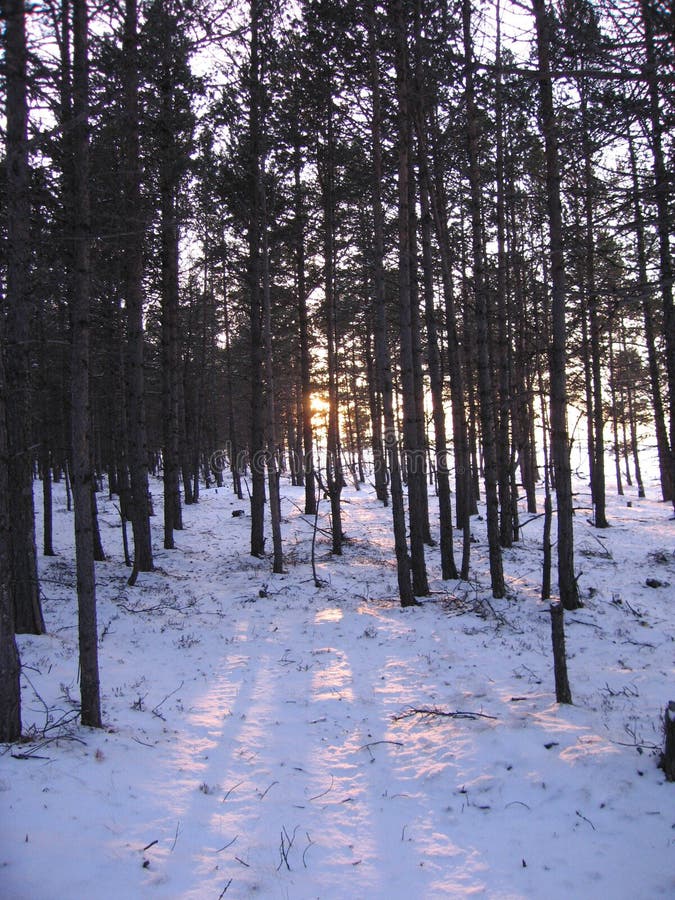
[1,463,674,899]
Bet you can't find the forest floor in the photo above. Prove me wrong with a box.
[1,460,674,899]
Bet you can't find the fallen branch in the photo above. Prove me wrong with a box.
[392,706,497,722]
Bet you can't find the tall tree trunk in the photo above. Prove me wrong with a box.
[627,129,672,502]
[424,114,472,578]
[0,300,22,739]
[159,79,183,550]
[532,0,581,609]
[393,0,428,596]
[3,0,45,634]
[317,95,344,556]
[248,0,266,559]
[122,0,153,578]
[260,163,284,574]
[463,0,504,598]
[494,0,515,548]
[419,173,457,580]
[365,325,388,506]
[581,92,608,527]
[70,0,101,727]
[640,0,675,510]
[608,330,624,496]
[293,135,316,516]
[367,0,415,605]
[222,278,243,500]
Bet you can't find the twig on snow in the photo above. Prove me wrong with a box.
[216,835,238,853]
[359,740,404,761]
[575,810,596,831]
[170,821,181,852]
[277,825,299,871]
[308,775,334,801]
[152,681,184,720]
[258,780,278,800]
[222,781,244,802]
[218,878,233,898]
[302,832,315,868]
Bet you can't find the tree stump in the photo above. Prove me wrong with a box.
[659,701,675,781]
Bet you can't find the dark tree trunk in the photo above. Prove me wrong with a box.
[419,173,457,580]
[393,0,428,596]
[222,279,243,500]
[365,328,389,506]
[70,0,101,727]
[640,0,675,511]
[0,306,22,740]
[550,602,572,704]
[659,702,675,782]
[3,0,45,635]
[159,74,183,551]
[260,164,284,574]
[463,0,504,598]
[494,0,515,548]
[532,0,581,610]
[424,115,472,578]
[248,0,266,559]
[42,446,55,557]
[122,0,153,578]
[627,129,672,503]
[317,96,344,556]
[367,0,415,606]
[293,137,316,516]
[581,94,608,528]
[608,330,624,496]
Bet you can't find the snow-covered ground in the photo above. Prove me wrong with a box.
[1,460,674,899]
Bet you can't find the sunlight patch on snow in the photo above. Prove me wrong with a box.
[528,703,590,734]
[314,607,344,624]
[311,652,354,702]
[559,735,618,762]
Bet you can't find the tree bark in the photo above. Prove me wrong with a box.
[494,0,515,548]
[293,134,316,516]
[317,95,344,557]
[367,0,414,605]
[392,0,428,597]
[122,0,153,578]
[463,0,504,598]
[627,129,672,503]
[419,173,457,580]
[3,0,45,635]
[580,92,608,528]
[0,303,22,740]
[248,0,266,559]
[550,602,572,704]
[71,0,102,727]
[158,58,183,550]
[640,0,675,511]
[532,0,581,610]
